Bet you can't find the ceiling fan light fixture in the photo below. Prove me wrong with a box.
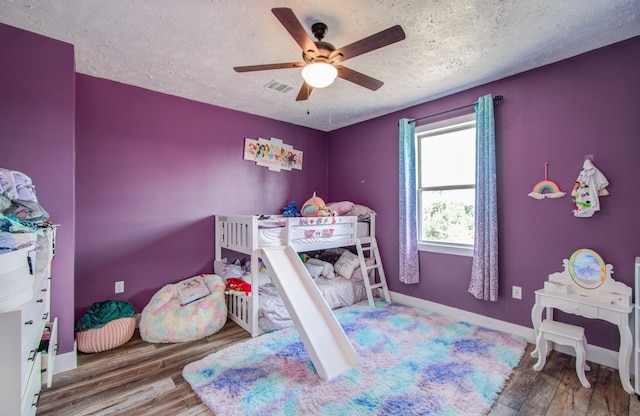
[301,62,338,88]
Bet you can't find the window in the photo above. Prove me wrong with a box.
[416,113,476,256]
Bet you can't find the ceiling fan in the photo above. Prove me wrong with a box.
[234,7,406,101]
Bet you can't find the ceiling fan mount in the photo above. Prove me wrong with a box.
[306,23,340,63]
[310,22,328,42]
[233,8,406,101]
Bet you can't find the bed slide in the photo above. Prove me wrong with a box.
[260,245,359,380]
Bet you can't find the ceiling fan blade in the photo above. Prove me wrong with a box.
[295,82,314,101]
[335,65,384,91]
[332,25,406,62]
[272,8,319,54]
[234,62,305,72]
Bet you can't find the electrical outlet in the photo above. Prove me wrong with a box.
[115,281,124,294]
[512,285,522,300]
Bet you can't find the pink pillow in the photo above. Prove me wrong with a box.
[351,257,376,281]
[327,201,353,216]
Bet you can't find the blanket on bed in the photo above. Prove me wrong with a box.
[258,276,367,332]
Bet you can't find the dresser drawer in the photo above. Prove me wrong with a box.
[19,280,48,396]
[545,297,598,318]
[20,326,42,400]
[21,351,41,416]
[20,287,48,353]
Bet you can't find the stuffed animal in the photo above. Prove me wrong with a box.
[317,206,336,217]
[301,192,326,217]
[282,201,301,217]
[225,278,252,296]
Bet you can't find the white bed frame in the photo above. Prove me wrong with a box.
[215,213,387,337]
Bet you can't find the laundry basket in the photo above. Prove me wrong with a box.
[76,316,136,353]
[0,245,36,312]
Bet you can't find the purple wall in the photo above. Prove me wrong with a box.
[0,23,76,353]
[75,75,329,317]
[327,37,640,351]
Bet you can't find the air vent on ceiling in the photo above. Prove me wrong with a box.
[264,79,294,93]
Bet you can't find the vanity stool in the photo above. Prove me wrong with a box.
[534,319,590,388]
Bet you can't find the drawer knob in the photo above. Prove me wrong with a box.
[28,349,37,361]
[36,299,44,303]
[41,288,48,292]
[24,320,34,325]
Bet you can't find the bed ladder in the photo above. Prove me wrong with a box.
[355,236,390,307]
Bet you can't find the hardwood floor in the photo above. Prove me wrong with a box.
[38,321,639,415]
[37,321,249,416]
[491,343,640,416]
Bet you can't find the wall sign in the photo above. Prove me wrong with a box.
[243,137,303,172]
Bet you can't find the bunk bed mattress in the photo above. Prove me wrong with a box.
[258,221,369,247]
[257,277,367,332]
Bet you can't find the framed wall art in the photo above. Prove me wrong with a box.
[243,137,303,172]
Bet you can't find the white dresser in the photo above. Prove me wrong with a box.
[0,227,58,416]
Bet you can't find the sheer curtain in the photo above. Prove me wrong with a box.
[468,94,499,301]
[399,118,419,284]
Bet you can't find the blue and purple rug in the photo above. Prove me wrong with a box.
[182,301,526,415]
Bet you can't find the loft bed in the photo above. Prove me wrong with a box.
[214,212,387,337]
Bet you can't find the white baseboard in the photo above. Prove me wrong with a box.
[53,341,78,374]
[389,291,623,371]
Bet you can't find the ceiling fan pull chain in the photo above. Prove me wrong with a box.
[329,87,333,125]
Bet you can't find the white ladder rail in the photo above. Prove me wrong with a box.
[355,236,390,307]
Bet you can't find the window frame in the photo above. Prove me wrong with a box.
[416,112,476,257]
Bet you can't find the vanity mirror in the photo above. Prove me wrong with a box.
[568,248,606,289]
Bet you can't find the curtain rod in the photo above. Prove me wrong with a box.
[408,95,503,124]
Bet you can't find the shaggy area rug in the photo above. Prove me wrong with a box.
[183,301,526,415]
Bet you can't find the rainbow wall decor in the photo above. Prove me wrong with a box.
[528,162,566,199]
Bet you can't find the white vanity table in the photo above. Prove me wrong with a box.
[531,249,634,394]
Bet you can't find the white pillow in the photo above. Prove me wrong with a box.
[213,259,244,279]
[304,263,325,279]
[306,258,335,279]
[334,251,361,279]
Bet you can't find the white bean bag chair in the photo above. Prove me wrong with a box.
[139,274,227,343]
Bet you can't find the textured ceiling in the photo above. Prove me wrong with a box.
[2,0,639,131]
